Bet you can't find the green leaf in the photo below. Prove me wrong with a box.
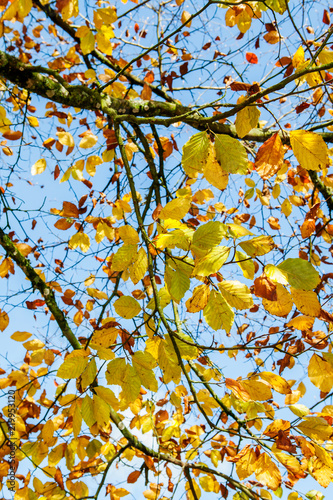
[214,135,248,174]
[277,258,320,290]
[182,131,209,176]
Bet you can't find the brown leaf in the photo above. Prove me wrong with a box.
[54,218,74,230]
[127,470,141,483]
[322,9,330,25]
[2,130,22,141]
[253,274,277,300]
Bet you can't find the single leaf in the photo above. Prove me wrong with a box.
[290,130,329,171]
[235,97,261,139]
[308,354,333,393]
[193,246,230,276]
[57,357,88,379]
[31,159,46,175]
[255,133,284,179]
[239,236,275,257]
[203,290,234,333]
[214,135,248,174]
[159,198,191,220]
[277,258,320,290]
[114,296,141,319]
[181,131,209,176]
[218,280,253,310]
[202,143,229,190]
[290,288,321,317]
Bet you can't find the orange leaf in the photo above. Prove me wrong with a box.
[246,52,258,64]
[255,133,285,179]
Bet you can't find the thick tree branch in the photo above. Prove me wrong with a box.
[0,228,81,350]
[1,50,333,143]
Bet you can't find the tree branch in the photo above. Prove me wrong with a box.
[0,228,81,350]
[1,50,333,143]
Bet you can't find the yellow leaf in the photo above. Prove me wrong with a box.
[235,447,257,480]
[235,250,255,280]
[91,322,118,348]
[11,331,32,341]
[181,10,192,27]
[202,143,229,190]
[94,386,119,411]
[297,417,333,443]
[86,288,108,300]
[215,134,248,174]
[111,244,137,272]
[308,354,333,393]
[159,197,191,220]
[199,475,215,492]
[57,357,88,379]
[73,404,82,438]
[287,315,314,330]
[86,155,103,176]
[237,9,252,33]
[290,130,329,172]
[185,284,210,313]
[69,233,91,253]
[80,29,95,55]
[260,372,291,394]
[0,310,9,331]
[218,280,253,310]
[239,235,274,257]
[93,394,110,429]
[292,46,304,68]
[129,247,148,284]
[114,295,141,319]
[235,97,261,138]
[281,198,292,217]
[96,32,113,55]
[290,288,321,317]
[264,264,289,285]
[27,116,39,127]
[289,404,310,418]
[262,283,293,317]
[79,133,98,149]
[191,221,227,257]
[255,453,281,490]
[118,225,140,244]
[203,290,234,333]
[318,49,333,65]
[181,131,209,176]
[132,351,158,392]
[57,131,74,147]
[272,444,301,476]
[31,158,46,175]
[241,379,272,401]
[193,246,230,276]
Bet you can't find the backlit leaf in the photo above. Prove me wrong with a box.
[114,296,141,319]
[290,130,329,171]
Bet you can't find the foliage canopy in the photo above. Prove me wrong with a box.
[0,0,333,499]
